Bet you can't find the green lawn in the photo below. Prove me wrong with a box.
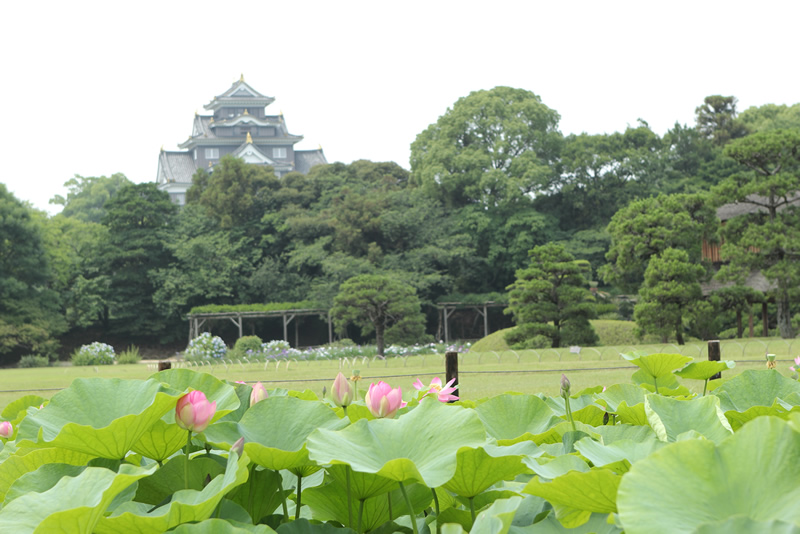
[2,336,797,411]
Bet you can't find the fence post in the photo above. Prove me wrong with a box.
[158,361,172,372]
[445,351,459,402]
[708,340,721,380]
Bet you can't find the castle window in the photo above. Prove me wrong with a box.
[205,148,219,159]
[273,148,287,159]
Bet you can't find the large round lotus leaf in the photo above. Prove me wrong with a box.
[519,512,623,533]
[15,378,181,459]
[524,469,621,528]
[151,369,241,420]
[4,463,86,504]
[544,394,600,416]
[307,398,489,487]
[470,496,521,534]
[1,395,46,430]
[645,394,733,444]
[530,421,598,445]
[614,402,647,426]
[94,452,249,534]
[170,518,276,533]
[712,370,800,412]
[522,454,589,480]
[691,517,800,534]
[574,436,666,468]
[443,442,539,498]
[302,478,431,532]
[622,353,692,380]
[725,401,800,431]
[0,447,95,503]
[617,417,800,534]
[674,360,735,381]
[325,464,397,500]
[594,424,655,444]
[131,419,190,462]
[597,384,647,412]
[0,463,156,534]
[204,395,348,472]
[475,394,561,444]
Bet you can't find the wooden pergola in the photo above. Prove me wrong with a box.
[187,308,332,346]
[436,301,506,343]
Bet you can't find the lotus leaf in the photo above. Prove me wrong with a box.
[470,496,521,534]
[617,417,800,533]
[302,478,430,531]
[712,370,800,412]
[644,394,733,443]
[170,518,276,533]
[691,517,800,534]
[513,512,623,533]
[524,469,620,528]
[674,360,735,381]
[204,395,347,472]
[475,395,561,444]
[523,454,589,479]
[307,398,488,487]
[443,442,539,498]
[16,378,181,459]
[0,463,156,533]
[725,402,800,431]
[0,447,95,503]
[94,452,249,534]
[622,353,692,380]
[574,437,665,468]
[596,384,647,412]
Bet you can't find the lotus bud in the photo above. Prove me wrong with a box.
[176,391,217,433]
[331,372,354,407]
[231,437,245,457]
[365,381,404,418]
[766,353,777,370]
[250,382,268,407]
[560,374,571,398]
[0,421,12,439]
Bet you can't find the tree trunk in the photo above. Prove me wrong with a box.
[777,290,794,339]
[736,309,743,338]
[675,318,685,345]
[375,315,386,357]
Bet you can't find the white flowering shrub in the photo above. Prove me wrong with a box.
[184,333,228,361]
[72,342,115,366]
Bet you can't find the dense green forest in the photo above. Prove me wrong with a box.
[2,89,800,364]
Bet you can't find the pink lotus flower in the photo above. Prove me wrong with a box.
[0,421,12,439]
[250,382,268,407]
[365,381,405,418]
[412,377,459,402]
[331,372,353,407]
[231,437,245,456]
[176,391,217,433]
[794,356,800,367]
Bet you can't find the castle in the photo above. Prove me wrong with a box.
[156,76,327,204]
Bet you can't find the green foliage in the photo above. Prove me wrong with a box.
[715,129,800,338]
[48,173,133,223]
[331,274,427,356]
[410,86,562,208]
[116,346,141,364]
[738,102,800,133]
[71,342,115,366]
[601,193,717,292]
[190,301,320,315]
[230,336,263,359]
[506,243,598,348]
[694,95,750,146]
[16,355,50,368]
[634,248,705,345]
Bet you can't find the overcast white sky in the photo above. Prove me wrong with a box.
[2,0,798,213]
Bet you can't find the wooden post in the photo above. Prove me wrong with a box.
[748,307,754,338]
[762,302,769,337]
[158,361,172,372]
[445,351,459,402]
[328,311,333,343]
[707,340,721,380]
[484,304,489,337]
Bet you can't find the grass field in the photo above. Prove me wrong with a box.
[2,336,798,411]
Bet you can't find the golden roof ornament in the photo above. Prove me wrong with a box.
[243,109,249,115]
[318,144,322,150]
[208,162,213,168]
[160,145,164,152]
[246,132,253,144]
[240,73,245,82]
[209,117,214,123]
[194,110,198,116]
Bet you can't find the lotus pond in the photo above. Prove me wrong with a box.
[0,353,799,533]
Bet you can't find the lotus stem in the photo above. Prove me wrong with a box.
[358,498,365,534]
[564,396,577,432]
[388,492,392,520]
[346,467,353,528]
[296,474,303,519]
[654,377,659,395]
[399,481,418,534]
[431,488,440,534]
[469,496,476,523]
[276,470,289,522]
[703,379,709,396]
[248,465,256,518]
[184,430,192,490]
